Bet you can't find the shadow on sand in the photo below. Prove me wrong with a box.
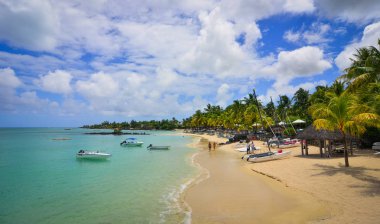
[311,164,380,196]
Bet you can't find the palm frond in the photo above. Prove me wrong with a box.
[344,121,366,137]
[313,119,336,131]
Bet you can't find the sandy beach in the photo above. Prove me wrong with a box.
[183,133,380,224]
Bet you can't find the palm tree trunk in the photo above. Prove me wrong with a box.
[350,140,353,156]
[344,138,349,167]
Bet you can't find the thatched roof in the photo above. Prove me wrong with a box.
[296,125,344,140]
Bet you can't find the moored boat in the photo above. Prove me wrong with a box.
[120,138,144,147]
[147,144,170,150]
[246,150,291,162]
[76,150,111,159]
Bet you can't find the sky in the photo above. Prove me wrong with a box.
[0,0,380,127]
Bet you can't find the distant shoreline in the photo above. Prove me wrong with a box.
[84,131,150,135]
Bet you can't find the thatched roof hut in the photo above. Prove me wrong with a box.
[296,125,345,157]
[296,125,343,140]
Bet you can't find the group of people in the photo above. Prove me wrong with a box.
[246,141,257,154]
[208,141,217,151]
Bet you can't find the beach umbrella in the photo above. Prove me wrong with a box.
[278,121,286,125]
[292,119,306,124]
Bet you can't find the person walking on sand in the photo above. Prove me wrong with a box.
[246,142,251,154]
[208,142,212,151]
[213,142,216,150]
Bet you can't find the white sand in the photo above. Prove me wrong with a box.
[181,132,380,224]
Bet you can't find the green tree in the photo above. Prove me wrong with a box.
[292,88,310,119]
[341,39,380,91]
[310,92,379,167]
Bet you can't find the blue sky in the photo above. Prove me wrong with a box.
[0,0,380,127]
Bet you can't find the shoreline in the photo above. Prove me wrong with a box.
[179,131,380,223]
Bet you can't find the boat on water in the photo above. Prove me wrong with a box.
[147,144,170,150]
[120,138,144,147]
[244,150,291,162]
[76,150,111,159]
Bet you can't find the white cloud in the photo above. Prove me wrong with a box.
[284,23,331,45]
[0,0,59,51]
[179,8,251,78]
[156,67,179,87]
[216,83,232,108]
[0,68,22,88]
[316,0,380,23]
[76,72,119,99]
[284,31,301,42]
[0,51,71,77]
[335,21,380,71]
[284,0,314,12]
[37,70,73,94]
[258,46,331,103]
[260,46,332,82]
[220,0,314,22]
[0,68,59,113]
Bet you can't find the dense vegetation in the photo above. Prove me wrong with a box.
[183,40,380,167]
[82,118,181,130]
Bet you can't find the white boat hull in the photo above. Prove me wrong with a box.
[121,142,143,147]
[76,151,111,159]
[235,147,248,152]
[278,143,300,149]
[247,151,291,162]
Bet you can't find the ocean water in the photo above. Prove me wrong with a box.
[0,128,198,224]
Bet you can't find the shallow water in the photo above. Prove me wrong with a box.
[0,128,197,224]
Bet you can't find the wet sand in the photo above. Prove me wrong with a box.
[185,137,330,224]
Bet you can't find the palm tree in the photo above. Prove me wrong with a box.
[341,39,380,91]
[225,100,245,131]
[329,80,346,97]
[309,85,330,105]
[310,92,379,167]
[277,95,292,121]
[292,88,310,119]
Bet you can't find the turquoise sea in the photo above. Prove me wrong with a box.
[0,128,198,224]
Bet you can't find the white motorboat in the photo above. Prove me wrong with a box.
[147,144,170,150]
[235,146,248,152]
[76,150,111,159]
[245,150,291,162]
[120,138,144,147]
[235,146,261,152]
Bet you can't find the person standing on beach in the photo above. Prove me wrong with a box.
[208,142,212,151]
[246,142,251,154]
[251,141,256,153]
[213,142,216,150]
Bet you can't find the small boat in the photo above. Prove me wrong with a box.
[120,138,144,147]
[235,147,248,152]
[76,150,111,159]
[147,144,170,150]
[278,139,300,148]
[235,145,261,152]
[245,150,291,162]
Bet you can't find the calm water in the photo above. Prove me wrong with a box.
[0,128,198,224]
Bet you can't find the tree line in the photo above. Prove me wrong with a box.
[183,40,380,167]
[82,118,181,130]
